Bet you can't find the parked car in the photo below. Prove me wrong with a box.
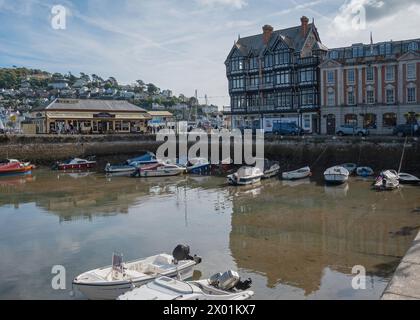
[271,122,304,136]
[393,124,419,137]
[336,125,369,136]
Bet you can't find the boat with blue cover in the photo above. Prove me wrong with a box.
[186,158,211,175]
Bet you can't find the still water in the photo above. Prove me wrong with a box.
[0,169,419,300]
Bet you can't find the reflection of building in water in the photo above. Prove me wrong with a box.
[0,172,188,222]
[229,181,417,295]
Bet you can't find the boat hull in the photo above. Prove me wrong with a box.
[58,163,96,171]
[324,174,348,185]
[186,164,211,175]
[73,262,194,300]
[0,165,33,175]
[139,169,185,177]
[228,175,262,186]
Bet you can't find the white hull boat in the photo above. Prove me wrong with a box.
[282,166,311,180]
[262,159,280,179]
[324,166,349,185]
[118,270,254,301]
[134,163,185,177]
[356,166,374,177]
[398,173,420,185]
[73,245,201,300]
[227,166,263,186]
[373,170,400,190]
[340,163,357,175]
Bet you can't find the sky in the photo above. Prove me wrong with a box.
[0,0,419,106]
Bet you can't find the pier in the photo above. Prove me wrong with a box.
[382,231,420,300]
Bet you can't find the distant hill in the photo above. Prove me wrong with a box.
[0,68,51,89]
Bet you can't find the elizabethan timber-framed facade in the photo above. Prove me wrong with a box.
[224,17,328,134]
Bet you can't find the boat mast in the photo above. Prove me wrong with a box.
[397,136,408,174]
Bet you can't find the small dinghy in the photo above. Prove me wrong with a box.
[398,173,420,185]
[282,166,311,180]
[53,157,96,171]
[227,166,263,186]
[105,152,157,174]
[117,270,254,301]
[132,163,185,178]
[324,166,349,185]
[262,159,280,179]
[72,245,201,300]
[356,166,374,177]
[340,163,357,175]
[186,158,211,175]
[373,170,399,191]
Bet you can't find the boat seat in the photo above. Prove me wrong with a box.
[124,269,147,279]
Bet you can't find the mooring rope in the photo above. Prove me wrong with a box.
[310,145,328,169]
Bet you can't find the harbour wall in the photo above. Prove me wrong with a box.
[0,134,419,174]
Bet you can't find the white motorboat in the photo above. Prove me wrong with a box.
[117,270,254,301]
[282,166,311,180]
[227,166,263,186]
[132,163,185,178]
[398,172,420,185]
[340,163,357,175]
[373,170,400,191]
[72,245,201,300]
[262,159,280,179]
[356,166,374,177]
[324,166,349,185]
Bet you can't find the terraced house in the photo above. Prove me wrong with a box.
[225,17,328,133]
[320,38,420,135]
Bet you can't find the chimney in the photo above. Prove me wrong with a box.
[262,25,274,45]
[300,16,309,36]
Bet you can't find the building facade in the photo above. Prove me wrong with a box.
[38,99,150,134]
[320,39,420,135]
[225,17,328,133]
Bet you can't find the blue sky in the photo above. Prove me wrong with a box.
[0,0,419,106]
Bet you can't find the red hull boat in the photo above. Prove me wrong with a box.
[54,158,96,171]
[0,161,34,175]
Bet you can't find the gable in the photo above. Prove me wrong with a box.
[398,51,420,61]
[301,30,317,58]
[319,58,342,69]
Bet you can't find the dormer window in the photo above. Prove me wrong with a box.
[408,41,418,51]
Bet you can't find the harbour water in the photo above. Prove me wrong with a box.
[0,169,419,300]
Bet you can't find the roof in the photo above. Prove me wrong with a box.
[147,111,173,117]
[227,22,323,61]
[45,99,148,113]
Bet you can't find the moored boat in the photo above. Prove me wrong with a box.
[132,163,185,177]
[262,159,280,179]
[105,152,158,174]
[227,166,263,186]
[373,170,399,191]
[0,160,34,176]
[356,166,374,177]
[117,270,253,301]
[340,163,357,175]
[72,245,202,300]
[186,158,211,175]
[282,166,311,180]
[398,173,420,185]
[53,157,96,171]
[324,166,349,185]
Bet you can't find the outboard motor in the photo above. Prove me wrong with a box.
[209,270,252,291]
[172,244,202,264]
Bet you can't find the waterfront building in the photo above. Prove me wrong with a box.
[320,38,420,135]
[147,111,175,131]
[39,98,150,134]
[224,17,328,133]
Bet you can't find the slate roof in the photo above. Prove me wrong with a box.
[45,99,147,112]
[227,23,324,60]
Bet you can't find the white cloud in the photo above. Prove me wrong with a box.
[196,0,248,9]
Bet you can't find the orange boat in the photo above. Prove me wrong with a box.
[0,160,34,175]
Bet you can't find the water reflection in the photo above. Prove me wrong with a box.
[0,170,419,299]
[228,178,420,296]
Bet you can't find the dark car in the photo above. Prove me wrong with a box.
[393,124,419,137]
[272,122,304,136]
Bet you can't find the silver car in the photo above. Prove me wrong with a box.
[336,125,369,136]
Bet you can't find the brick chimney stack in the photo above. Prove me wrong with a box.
[300,16,309,36]
[262,25,274,45]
